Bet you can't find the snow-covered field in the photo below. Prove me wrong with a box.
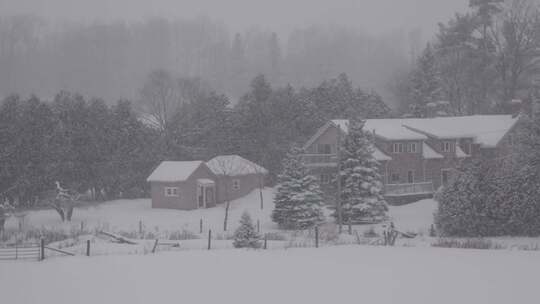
[5,189,436,235]
[4,190,540,253]
[5,188,278,234]
[1,245,539,304]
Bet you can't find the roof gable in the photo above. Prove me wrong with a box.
[147,161,206,182]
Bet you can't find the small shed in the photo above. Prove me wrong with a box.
[146,161,218,210]
[206,155,268,203]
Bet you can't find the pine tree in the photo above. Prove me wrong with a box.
[233,212,261,249]
[409,44,441,117]
[337,119,388,224]
[272,147,325,230]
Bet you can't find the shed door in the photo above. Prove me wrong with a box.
[205,187,215,206]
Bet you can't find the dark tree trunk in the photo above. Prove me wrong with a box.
[224,201,230,231]
[66,205,74,221]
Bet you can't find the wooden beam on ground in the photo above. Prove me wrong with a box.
[99,231,138,245]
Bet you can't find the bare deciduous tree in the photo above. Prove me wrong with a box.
[490,0,540,102]
[44,181,81,222]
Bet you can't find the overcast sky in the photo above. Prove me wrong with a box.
[1,0,469,37]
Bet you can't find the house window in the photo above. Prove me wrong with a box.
[507,134,515,146]
[407,143,417,153]
[462,142,471,154]
[390,173,400,183]
[392,143,404,154]
[407,170,415,184]
[164,187,179,197]
[320,174,331,184]
[441,169,452,185]
[441,141,453,152]
[317,144,332,154]
[232,179,241,191]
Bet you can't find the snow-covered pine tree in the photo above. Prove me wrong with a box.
[337,119,388,224]
[272,147,325,230]
[233,212,261,249]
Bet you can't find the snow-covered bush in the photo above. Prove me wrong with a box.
[233,212,261,249]
[435,155,540,237]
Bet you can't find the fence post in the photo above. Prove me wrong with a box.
[86,240,90,257]
[15,243,18,260]
[80,221,84,233]
[139,220,143,235]
[200,219,203,234]
[152,239,159,253]
[40,238,45,261]
[257,220,260,234]
[264,234,267,250]
[348,223,352,235]
[207,229,212,250]
[315,226,319,248]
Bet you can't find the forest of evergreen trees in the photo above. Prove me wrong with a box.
[0,73,390,207]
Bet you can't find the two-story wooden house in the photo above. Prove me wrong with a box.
[302,115,521,204]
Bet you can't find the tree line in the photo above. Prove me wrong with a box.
[0,16,410,105]
[0,72,390,207]
[393,0,540,117]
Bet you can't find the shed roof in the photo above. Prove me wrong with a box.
[147,161,205,182]
[207,155,268,176]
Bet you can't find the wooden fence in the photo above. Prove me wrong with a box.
[0,244,41,261]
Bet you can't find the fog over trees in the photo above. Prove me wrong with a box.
[0,0,469,107]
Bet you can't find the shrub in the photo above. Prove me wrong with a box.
[168,230,199,240]
[431,238,503,250]
[363,227,379,238]
[233,212,261,249]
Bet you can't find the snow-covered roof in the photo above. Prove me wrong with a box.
[331,119,428,141]
[331,115,519,148]
[197,179,215,185]
[373,147,392,161]
[422,143,444,159]
[402,115,519,148]
[207,155,268,176]
[147,161,205,182]
[455,145,470,158]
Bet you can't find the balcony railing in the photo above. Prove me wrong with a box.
[301,154,338,167]
[384,182,434,196]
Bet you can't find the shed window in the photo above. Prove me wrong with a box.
[164,187,179,197]
[407,143,417,153]
[232,179,241,191]
[390,173,400,183]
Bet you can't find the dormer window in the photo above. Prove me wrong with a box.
[441,141,453,152]
[391,143,404,153]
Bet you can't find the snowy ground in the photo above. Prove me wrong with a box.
[5,189,436,235]
[1,245,539,304]
[4,191,540,253]
[5,188,278,235]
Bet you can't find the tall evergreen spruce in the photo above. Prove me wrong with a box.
[233,212,261,249]
[272,147,325,230]
[337,119,388,224]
